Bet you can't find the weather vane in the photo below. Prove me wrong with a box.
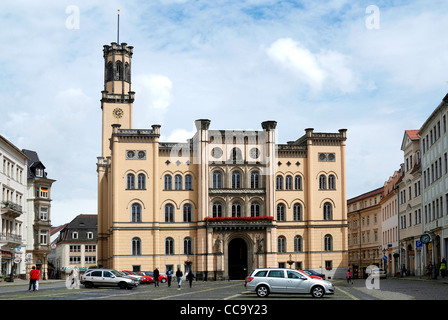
[117,8,120,44]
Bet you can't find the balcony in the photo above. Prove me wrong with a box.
[1,201,23,219]
[204,216,274,230]
[209,188,265,196]
[0,232,22,247]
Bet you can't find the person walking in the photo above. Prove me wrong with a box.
[167,267,173,287]
[176,268,183,290]
[153,267,160,287]
[346,269,353,284]
[440,259,446,278]
[27,266,40,291]
[186,271,195,288]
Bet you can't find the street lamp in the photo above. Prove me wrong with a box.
[9,247,14,282]
[43,252,47,280]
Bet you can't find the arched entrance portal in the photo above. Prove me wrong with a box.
[228,238,248,280]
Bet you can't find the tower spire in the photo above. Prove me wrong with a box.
[117,8,120,44]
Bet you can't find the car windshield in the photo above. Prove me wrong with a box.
[113,270,127,277]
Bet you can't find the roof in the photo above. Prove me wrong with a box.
[347,186,384,205]
[22,149,47,179]
[56,214,98,243]
[405,130,420,141]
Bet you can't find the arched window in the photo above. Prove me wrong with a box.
[184,237,193,255]
[293,203,302,221]
[294,235,303,252]
[164,174,172,190]
[127,173,135,189]
[183,204,193,222]
[251,171,260,188]
[212,171,222,189]
[137,173,146,189]
[323,202,333,220]
[324,234,333,251]
[106,62,113,81]
[175,174,183,190]
[328,174,336,190]
[115,60,123,80]
[131,203,142,222]
[212,202,222,217]
[278,236,286,253]
[276,175,283,190]
[251,202,260,217]
[165,237,174,255]
[285,175,293,190]
[132,237,141,256]
[232,202,242,217]
[124,62,131,82]
[164,204,175,222]
[185,174,193,190]
[294,175,302,190]
[231,171,241,189]
[277,204,286,221]
[319,174,327,190]
[230,147,242,163]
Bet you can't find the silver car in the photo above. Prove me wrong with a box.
[81,269,139,289]
[245,268,334,298]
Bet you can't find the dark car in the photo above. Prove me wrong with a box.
[303,269,326,280]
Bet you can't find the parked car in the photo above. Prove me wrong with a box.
[245,268,334,298]
[298,269,322,280]
[134,271,154,284]
[121,270,144,283]
[81,269,139,289]
[371,268,387,279]
[143,271,168,283]
[303,269,326,280]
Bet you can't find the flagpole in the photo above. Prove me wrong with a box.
[117,8,120,44]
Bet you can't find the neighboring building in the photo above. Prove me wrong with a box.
[97,41,349,280]
[0,135,28,279]
[22,149,55,280]
[54,214,97,279]
[397,130,423,276]
[419,93,448,275]
[347,187,383,278]
[380,170,402,276]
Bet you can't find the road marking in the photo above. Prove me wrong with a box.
[153,283,242,300]
[335,286,359,300]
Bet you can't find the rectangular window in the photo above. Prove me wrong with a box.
[40,207,48,220]
[39,230,48,245]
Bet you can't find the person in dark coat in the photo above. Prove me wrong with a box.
[176,268,183,289]
[166,267,173,287]
[186,271,195,288]
[153,267,160,287]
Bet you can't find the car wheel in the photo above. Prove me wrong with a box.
[161,278,167,283]
[119,282,128,290]
[256,285,269,298]
[311,285,325,298]
[84,281,93,289]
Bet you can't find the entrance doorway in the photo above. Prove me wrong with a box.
[228,238,247,280]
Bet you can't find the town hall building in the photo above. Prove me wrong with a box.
[97,41,349,280]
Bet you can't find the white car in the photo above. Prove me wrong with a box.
[81,269,139,289]
[245,268,334,298]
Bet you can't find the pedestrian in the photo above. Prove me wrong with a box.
[440,259,446,278]
[176,267,183,289]
[346,269,353,284]
[153,267,160,287]
[167,267,173,287]
[27,266,40,291]
[186,271,195,288]
[401,264,407,278]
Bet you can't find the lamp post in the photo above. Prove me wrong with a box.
[43,252,47,280]
[9,247,14,282]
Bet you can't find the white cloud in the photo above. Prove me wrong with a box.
[266,38,358,94]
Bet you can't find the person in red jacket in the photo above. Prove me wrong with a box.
[27,266,40,291]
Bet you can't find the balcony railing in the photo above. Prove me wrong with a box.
[1,201,23,218]
[0,232,22,245]
[204,216,274,230]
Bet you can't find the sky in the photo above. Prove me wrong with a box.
[1,0,448,227]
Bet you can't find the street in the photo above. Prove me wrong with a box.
[0,277,447,301]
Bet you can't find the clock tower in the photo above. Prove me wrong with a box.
[100,41,134,157]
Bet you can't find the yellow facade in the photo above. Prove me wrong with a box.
[97,42,349,280]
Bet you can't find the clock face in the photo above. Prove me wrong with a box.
[113,108,124,119]
[421,234,431,244]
